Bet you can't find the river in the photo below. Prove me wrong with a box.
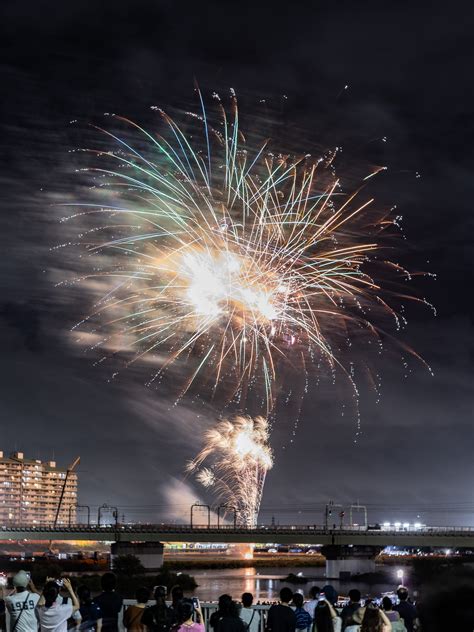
[183,566,412,601]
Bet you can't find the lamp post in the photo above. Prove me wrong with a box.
[325,501,345,530]
[397,568,405,586]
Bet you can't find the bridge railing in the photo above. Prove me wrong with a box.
[3,523,474,534]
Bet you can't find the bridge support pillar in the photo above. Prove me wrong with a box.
[111,541,164,571]
[321,545,382,579]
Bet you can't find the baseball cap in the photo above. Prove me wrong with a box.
[13,571,30,588]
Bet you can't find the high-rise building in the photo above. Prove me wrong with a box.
[0,452,79,526]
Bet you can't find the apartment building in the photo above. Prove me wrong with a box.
[0,451,78,526]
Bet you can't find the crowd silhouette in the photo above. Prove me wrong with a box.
[1,570,474,632]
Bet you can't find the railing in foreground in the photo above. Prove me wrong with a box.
[120,602,269,632]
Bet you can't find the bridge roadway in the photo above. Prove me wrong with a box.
[2,524,474,547]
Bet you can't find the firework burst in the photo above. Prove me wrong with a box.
[187,415,273,527]
[65,90,411,412]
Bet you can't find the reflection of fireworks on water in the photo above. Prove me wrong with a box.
[187,415,273,527]
[64,89,423,413]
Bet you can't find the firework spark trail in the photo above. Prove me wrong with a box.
[186,415,273,527]
[61,91,432,523]
[64,91,416,413]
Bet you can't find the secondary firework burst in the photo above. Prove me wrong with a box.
[187,415,273,527]
[65,89,409,411]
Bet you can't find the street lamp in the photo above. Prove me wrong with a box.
[397,569,405,586]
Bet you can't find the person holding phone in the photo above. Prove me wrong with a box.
[312,599,341,632]
[344,602,391,632]
[37,578,80,632]
[172,599,204,632]
[2,571,41,632]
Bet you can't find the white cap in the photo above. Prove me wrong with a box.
[13,571,29,588]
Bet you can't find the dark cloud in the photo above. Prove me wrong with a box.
[0,0,473,526]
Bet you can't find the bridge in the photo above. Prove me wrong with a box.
[2,523,474,547]
[3,523,474,577]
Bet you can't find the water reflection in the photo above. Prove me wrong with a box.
[186,566,409,601]
[244,567,254,594]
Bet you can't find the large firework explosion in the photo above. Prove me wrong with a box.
[63,89,425,522]
[66,90,410,412]
[187,415,273,527]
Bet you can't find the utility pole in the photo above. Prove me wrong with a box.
[190,503,211,528]
[349,503,368,528]
[217,504,237,529]
[339,510,345,529]
[325,501,345,530]
[325,501,333,530]
[69,504,90,526]
[97,504,118,527]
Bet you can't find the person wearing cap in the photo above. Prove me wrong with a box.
[2,571,40,632]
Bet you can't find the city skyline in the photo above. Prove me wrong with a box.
[1,1,473,528]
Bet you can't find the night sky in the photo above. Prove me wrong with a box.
[1,1,473,527]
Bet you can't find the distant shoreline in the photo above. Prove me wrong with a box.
[163,556,326,569]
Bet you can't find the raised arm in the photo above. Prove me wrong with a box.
[379,609,392,632]
[195,606,203,624]
[62,579,80,613]
[324,600,338,620]
[28,579,41,596]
